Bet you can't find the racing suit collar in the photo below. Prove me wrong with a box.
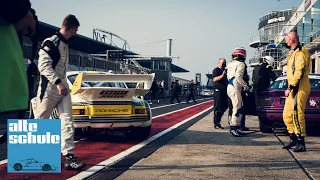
[293,43,302,51]
[56,32,69,44]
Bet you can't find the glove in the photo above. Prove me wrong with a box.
[243,85,250,92]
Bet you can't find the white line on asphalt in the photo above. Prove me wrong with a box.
[0,99,212,166]
[0,159,7,165]
[68,101,213,180]
[150,97,210,110]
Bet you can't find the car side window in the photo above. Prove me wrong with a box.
[310,79,320,89]
[269,79,288,90]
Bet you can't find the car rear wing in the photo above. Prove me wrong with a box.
[71,73,155,99]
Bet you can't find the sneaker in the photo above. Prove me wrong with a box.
[292,137,306,152]
[240,126,250,131]
[283,133,297,149]
[230,129,240,137]
[214,124,225,129]
[64,154,86,170]
[236,128,246,135]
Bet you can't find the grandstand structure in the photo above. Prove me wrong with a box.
[22,21,191,89]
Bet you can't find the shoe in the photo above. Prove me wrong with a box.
[64,154,86,170]
[283,133,297,149]
[240,126,250,131]
[149,102,153,105]
[230,127,240,137]
[292,136,306,152]
[157,100,160,104]
[214,124,224,129]
[194,101,197,103]
[0,132,7,144]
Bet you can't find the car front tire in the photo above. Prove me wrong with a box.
[128,125,151,140]
[13,163,22,171]
[259,121,273,133]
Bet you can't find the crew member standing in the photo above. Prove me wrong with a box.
[227,48,249,137]
[212,58,228,129]
[170,80,181,104]
[150,79,160,104]
[282,31,311,152]
[252,56,278,108]
[0,0,37,144]
[186,80,196,103]
[35,15,85,169]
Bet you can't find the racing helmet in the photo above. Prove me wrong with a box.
[232,47,246,61]
[263,56,275,66]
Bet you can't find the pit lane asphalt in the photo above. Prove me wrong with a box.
[116,112,320,180]
[0,96,212,163]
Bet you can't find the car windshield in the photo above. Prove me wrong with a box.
[269,78,320,90]
[67,75,127,88]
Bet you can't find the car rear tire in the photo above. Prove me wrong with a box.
[13,163,22,171]
[42,164,51,171]
[259,121,273,133]
[129,125,151,140]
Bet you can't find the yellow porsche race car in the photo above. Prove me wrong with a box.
[30,71,155,140]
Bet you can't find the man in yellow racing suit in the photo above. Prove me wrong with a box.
[283,32,311,152]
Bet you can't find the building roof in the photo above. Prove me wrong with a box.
[38,21,138,55]
[171,64,189,73]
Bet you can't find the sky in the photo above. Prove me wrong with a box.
[30,0,301,84]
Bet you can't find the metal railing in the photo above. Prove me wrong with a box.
[22,37,151,75]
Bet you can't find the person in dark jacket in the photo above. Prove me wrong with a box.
[212,58,228,129]
[170,80,181,104]
[186,80,197,103]
[27,59,39,100]
[150,79,160,104]
[252,56,278,108]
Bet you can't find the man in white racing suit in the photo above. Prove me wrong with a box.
[35,14,85,170]
[227,47,249,137]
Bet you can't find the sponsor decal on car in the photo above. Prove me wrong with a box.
[95,109,129,113]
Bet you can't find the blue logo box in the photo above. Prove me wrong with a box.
[7,119,61,173]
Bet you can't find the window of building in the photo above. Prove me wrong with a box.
[303,10,312,44]
[312,2,320,37]
[152,60,170,71]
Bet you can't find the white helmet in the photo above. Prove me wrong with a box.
[263,56,275,66]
